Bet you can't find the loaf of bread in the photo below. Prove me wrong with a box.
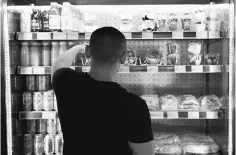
[141,95,159,110]
[154,133,180,145]
[178,95,200,111]
[154,144,182,154]
[199,95,221,110]
[159,95,179,110]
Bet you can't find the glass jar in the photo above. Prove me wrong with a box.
[51,42,60,65]
[30,42,41,66]
[21,42,30,66]
[41,42,51,66]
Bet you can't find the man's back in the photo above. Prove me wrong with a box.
[53,68,153,155]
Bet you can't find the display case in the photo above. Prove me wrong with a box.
[1,0,235,155]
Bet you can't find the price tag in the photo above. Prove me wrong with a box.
[147,66,158,73]
[85,33,92,39]
[206,111,218,119]
[150,111,164,119]
[33,67,45,74]
[20,67,33,74]
[67,32,79,40]
[172,32,183,39]
[119,66,129,73]
[191,65,203,73]
[37,33,51,40]
[82,66,90,72]
[53,32,67,40]
[209,65,221,73]
[188,112,199,119]
[196,31,208,39]
[142,32,153,39]
[18,33,33,40]
[209,31,220,39]
[175,66,186,73]
[123,33,131,39]
[167,111,179,118]
[42,112,56,119]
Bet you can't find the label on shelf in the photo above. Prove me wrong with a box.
[123,33,131,39]
[209,65,221,72]
[167,111,179,118]
[67,32,79,40]
[147,66,159,73]
[119,66,129,73]
[150,111,164,119]
[85,33,92,39]
[18,33,33,40]
[209,31,220,38]
[206,111,218,119]
[188,112,200,119]
[191,66,203,73]
[196,31,208,39]
[82,66,90,72]
[20,67,33,74]
[37,33,51,40]
[42,112,56,119]
[142,32,153,39]
[52,33,67,40]
[175,66,186,73]
[33,67,45,74]
[172,32,183,39]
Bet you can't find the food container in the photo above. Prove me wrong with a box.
[120,12,133,32]
[208,21,221,31]
[209,10,219,21]
[141,49,163,65]
[142,13,156,31]
[196,22,206,32]
[181,13,192,31]
[168,13,178,31]
[156,13,166,31]
[204,53,220,65]
[167,54,181,65]
[196,10,206,21]
[124,49,137,65]
[189,54,202,65]
[167,44,179,54]
[188,43,202,55]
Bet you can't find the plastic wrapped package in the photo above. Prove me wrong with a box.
[220,96,229,109]
[154,144,182,154]
[140,94,159,110]
[199,95,222,110]
[188,43,202,65]
[124,49,137,65]
[181,13,192,31]
[204,53,220,65]
[140,49,163,65]
[178,95,200,111]
[167,44,181,65]
[141,13,156,31]
[153,133,180,145]
[168,13,178,31]
[159,95,179,110]
[156,13,166,31]
[195,10,206,21]
[120,12,133,32]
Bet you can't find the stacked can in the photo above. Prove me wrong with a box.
[34,134,44,154]
[44,134,55,154]
[55,134,64,154]
[23,134,33,155]
[43,90,54,111]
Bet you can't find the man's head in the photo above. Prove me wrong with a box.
[89,27,126,65]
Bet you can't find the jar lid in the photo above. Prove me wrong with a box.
[22,42,29,45]
[52,42,59,45]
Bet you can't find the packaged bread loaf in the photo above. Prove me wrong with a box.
[140,94,159,110]
[199,95,221,110]
[144,49,163,65]
[159,95,179,110]
[154,144,182,154]
[178,95,200,111]
[154,133,180,145]
[220,96,229,109]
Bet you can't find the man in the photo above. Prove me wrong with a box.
[52,27,154,155]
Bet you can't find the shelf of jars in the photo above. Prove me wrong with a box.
[12,65,228,75]
[19,111,57,120]
[16,31,223,40]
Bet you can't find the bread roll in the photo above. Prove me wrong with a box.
[178,95,200,111]
[199,95,221,110]
[140,95,159,110]
[159,95,179,110]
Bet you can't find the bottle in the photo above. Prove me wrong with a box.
[20,8,32,33]
[51,42,60,65]
[21,42,30,66]
[30,42,41,66]
[61,2,73,32]
[59,42,68,55]
[49,2,61,32]
[41,42,51,66]
[31,9,42,32]
[42,10,50,32]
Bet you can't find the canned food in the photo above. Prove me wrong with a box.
[26,75,36,91]
[11,75,24,92]
[13,134,23,154]
[26,120,36,134]
[36,120,47,134]
[44,134,55,154]
[33,92,43,111]
[55,134,64,154]
[47,119,56,134]
[11,93,21,112]
[56,118,62,134]
[12,119,23,134]
[53,93,58,111]
[23,134,33,154]
[23,92,33,111]
[43,90,54,111]
[36,75,51,91]
[34,134,44,154]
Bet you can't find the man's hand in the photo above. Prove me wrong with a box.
[51,43,88,80]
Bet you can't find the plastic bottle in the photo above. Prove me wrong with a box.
[61,2,73,32]
[21,42,30,66]
[49,2,61,32]
[51,42,60,65]
[30,42,41,66]
[41,42,51,66]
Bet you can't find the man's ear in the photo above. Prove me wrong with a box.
[120,51,126,64]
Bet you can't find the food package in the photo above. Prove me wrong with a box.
[168,13,178,31]
[140,95,159,110]
[141,13,156,31]
[196,22,206,32]
[84,13,97,32]
[124,49,137,65]
[178,95,200,111]
[188,43,202,65]
[120,12,133,32]
[156,13,166,31]
[159,95,179,110]
[154,144,182,154]
[153,133,180,145]
[166,44,181,65]
[196,10,206,21]
[168,44,180,55]
[140,49,163,65]
[204,53,220,65]
[199,95,222,110]
[181,13,192,31]
[220,96,229,109]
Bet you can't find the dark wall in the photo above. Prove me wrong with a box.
[7,0,230,5]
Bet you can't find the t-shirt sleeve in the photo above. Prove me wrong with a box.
[127,94,154,143]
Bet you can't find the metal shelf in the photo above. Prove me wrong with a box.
[150,110,224,119]
[17,31,223,40]
[19,111,57,120]
[14,65,228,74]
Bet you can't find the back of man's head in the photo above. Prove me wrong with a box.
[89,27,126,65]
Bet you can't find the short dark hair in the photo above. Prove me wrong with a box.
[89,27,126,64]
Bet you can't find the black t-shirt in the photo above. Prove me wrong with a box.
[52,68,153,155]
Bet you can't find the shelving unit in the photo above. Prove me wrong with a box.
[19,111,57,120]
